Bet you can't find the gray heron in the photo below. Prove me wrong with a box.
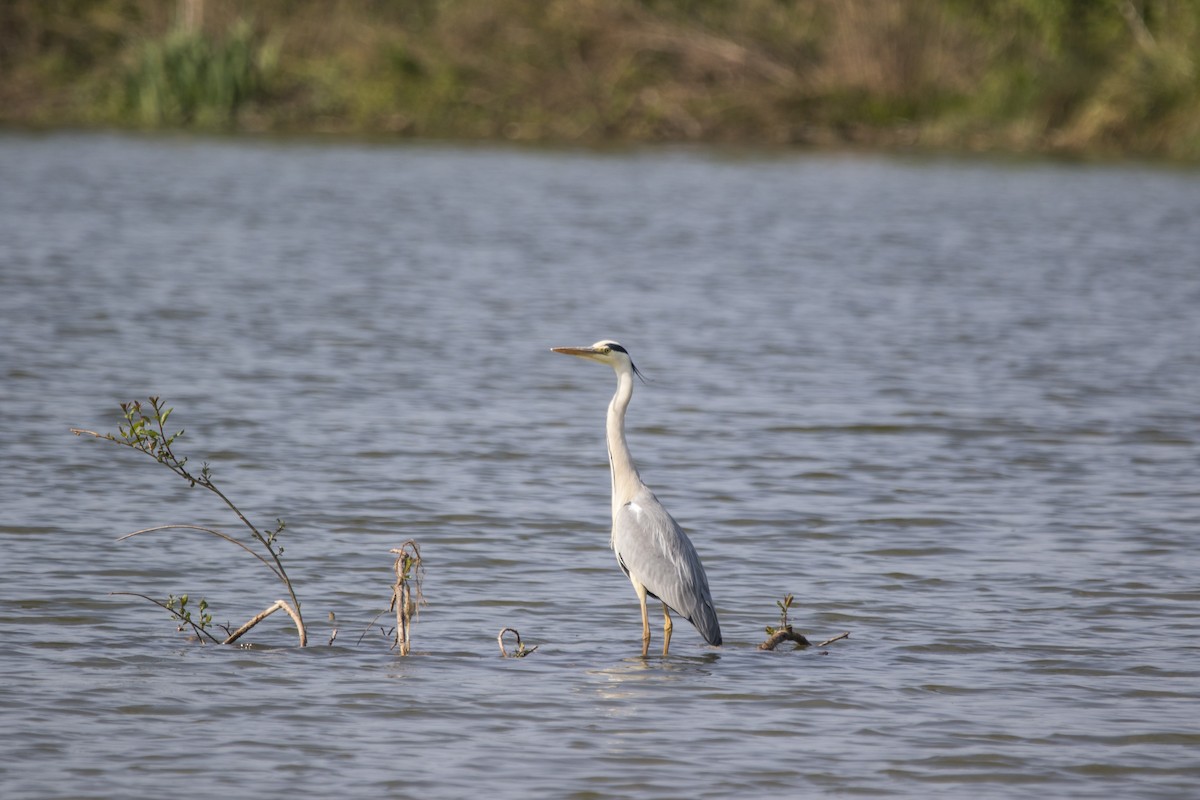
[552,340,722,656]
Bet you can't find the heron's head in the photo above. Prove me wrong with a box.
[551,340,644,380]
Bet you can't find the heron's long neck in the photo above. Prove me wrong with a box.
[606,369,642,518]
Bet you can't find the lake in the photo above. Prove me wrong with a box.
[1,132,1198,798]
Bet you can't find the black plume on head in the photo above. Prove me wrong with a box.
[600,340,645,382]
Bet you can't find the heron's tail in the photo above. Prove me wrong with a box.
[690,599,722,646]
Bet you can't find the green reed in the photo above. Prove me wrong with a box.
[123,20,278,127]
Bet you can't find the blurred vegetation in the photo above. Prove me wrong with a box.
[121,19,278,126]
[2,0,1198,157]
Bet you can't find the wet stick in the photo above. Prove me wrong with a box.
[497,628,538,658]
[389,541,424,655]
[223,599,305,646]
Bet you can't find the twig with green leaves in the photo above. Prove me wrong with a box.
[758,593,851,652]
[759,593,812,650]
[72,397,306,646]
[111,591,223,643]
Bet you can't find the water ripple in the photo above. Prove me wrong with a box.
[1,133,1198,799]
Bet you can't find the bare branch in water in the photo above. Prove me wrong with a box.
[498,627,538,658]
[222,599,306,646]
[759,628,851,651]
[814,632,850,648]
[389,541,424,654]
[758,626,811,651]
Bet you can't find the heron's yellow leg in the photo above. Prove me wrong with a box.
[662,603,673,656]
[633,581,651,657]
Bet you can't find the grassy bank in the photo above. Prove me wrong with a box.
[2,0,1199,158]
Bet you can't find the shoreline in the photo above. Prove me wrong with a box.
[3,1,1198,163]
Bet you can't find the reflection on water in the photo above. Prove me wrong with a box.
[1,133,1198,799]
[590,652,722,695]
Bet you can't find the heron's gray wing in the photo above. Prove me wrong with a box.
[613,487,722,645]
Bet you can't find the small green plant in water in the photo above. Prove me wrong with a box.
[72,397,306,646]
[759,593,852,652]
[167,593,214,633]
[759,592,811,651]
[167,594,212,629]
[764,593,795,637]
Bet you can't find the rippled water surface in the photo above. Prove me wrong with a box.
[2,133,1198,798]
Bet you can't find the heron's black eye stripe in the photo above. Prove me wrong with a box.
[607,343,628,354]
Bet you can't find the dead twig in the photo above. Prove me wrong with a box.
[498,627,538,658]
[758,626,811,651]
[814,631,851,648]
[389,541,424,655]
[222,599,306,646]
[759,629,851,651]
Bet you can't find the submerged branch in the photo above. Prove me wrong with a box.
[389,541,423,655]
[222,599,306,646]
[758,628,851,651]
[497,627,538,658]
[758,626,811,651]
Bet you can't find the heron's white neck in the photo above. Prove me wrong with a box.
[606,367,643,519]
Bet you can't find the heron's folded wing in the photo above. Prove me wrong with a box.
[613,489,722,645]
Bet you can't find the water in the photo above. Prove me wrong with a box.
[1,132,1198,798]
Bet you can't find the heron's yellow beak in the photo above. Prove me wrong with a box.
[551,346,603,359]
